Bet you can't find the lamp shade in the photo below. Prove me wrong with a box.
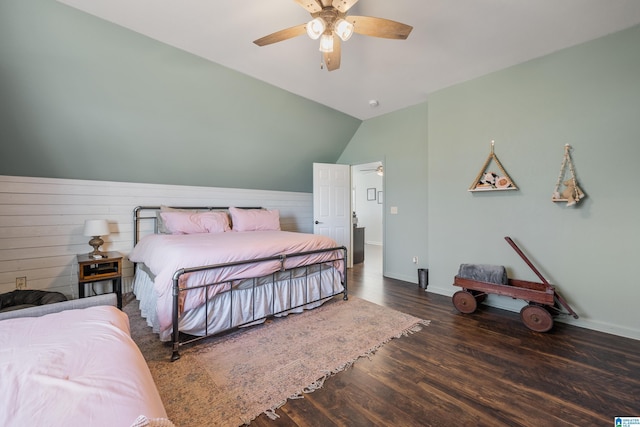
[334,18,354,41]
[319,34,334,52]
[83,219,110,237]
[306,17,325,40]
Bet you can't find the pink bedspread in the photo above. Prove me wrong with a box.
[0,305,167,427]
[129,230,343,334]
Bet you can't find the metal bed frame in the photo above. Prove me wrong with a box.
[132,206,348,361]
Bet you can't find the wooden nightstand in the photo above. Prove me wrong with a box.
[77,251,123,309]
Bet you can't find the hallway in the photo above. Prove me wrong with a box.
[363,243,381,272]
[350,243,386,304]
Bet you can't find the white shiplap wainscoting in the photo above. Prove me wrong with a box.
[0,175,313,299]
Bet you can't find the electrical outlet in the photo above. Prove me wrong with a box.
[16,276,27,289]
[412,256,418,264]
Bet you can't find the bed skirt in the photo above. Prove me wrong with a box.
[133,264,344,342]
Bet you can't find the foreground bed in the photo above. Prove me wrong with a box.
[130,206,347,360]
[0,294,169,427]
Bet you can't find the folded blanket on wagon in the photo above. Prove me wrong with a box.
[458,264,508,285]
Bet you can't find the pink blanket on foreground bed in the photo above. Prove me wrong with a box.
[129,230,343,334]
[0,305,167,427]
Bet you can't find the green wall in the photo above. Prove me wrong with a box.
[0,0,361,193]
[341,25,640,338]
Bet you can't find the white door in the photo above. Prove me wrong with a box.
[313,163,352,265]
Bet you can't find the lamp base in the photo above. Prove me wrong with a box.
[88,236,107,259]
[88,250,108,259]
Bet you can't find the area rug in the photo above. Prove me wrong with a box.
[126,295,429,427]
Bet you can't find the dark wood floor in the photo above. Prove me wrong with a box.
[251,250,640,426]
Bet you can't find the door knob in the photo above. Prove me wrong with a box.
[314,220,322,224]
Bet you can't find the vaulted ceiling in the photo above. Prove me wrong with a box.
[57,0,640,120]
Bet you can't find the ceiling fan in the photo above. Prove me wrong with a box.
[253,0,413,71]
[361,165,384,176]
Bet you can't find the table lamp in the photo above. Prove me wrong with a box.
[83,219,110,258]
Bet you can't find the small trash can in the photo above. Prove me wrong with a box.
[418,268,428,289]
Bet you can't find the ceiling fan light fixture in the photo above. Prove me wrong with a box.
[334,18,354,41]
[306,17,326,40]
[319,34,334,52]
[254,2,413,72]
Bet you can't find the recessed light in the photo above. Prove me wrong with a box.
[368,100,379,107]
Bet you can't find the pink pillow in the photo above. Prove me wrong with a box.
[159,211,230,234]
[229,207,281,232]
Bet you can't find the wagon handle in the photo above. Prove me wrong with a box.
[504,237,549,285]
[504,236,579,319]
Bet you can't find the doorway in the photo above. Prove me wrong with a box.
[351,161,383,274]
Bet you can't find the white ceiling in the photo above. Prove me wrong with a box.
[57,0,640,120]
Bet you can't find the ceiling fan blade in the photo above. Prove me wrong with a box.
[332,0,359,13]
[348,16,413,39]
[323,37,341,71]
[293,0,323,13]
[253,23,307,47]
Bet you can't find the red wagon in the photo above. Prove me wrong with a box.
[452,237,579,332]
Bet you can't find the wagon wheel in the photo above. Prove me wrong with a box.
[453,290,477,314]
[520,304,554,332]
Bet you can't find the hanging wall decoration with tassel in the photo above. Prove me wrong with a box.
[552,144,585,207]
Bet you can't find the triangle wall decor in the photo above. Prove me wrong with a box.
[468,141,518,192]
